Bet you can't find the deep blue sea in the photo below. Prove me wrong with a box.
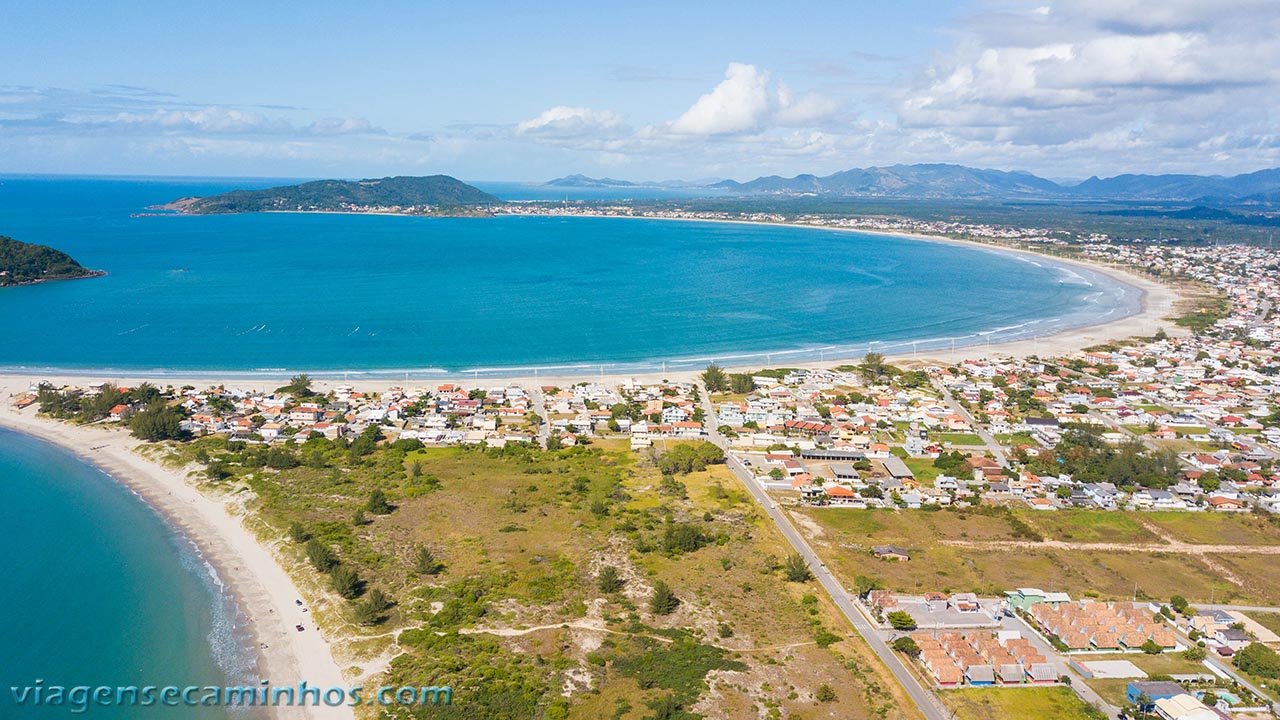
[0,427,256,718]
[0,175,1140,377]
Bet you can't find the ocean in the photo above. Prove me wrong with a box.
[0,175,1140,377]
[0,427,256,718]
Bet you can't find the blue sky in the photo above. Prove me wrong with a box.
[2,0,1276,180]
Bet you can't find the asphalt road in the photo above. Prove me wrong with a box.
[932,379,1011,468]
[699,385,949,720]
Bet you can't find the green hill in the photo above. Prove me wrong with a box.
[168,175,500,214]
[0,235,99,286]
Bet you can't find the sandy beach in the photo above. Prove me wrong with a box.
[0,390,354,720]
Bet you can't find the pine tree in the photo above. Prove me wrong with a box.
[650,580,680,615]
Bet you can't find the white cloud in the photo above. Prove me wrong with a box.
[669,62,774,135]
[666,63,839,136]
[514,106,626,139]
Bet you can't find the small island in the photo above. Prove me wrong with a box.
[160,175,499,215]
[0,235,102,287]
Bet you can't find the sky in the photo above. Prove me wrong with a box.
[2,0,1278,182]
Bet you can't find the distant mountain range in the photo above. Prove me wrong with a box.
[548,164,1280,204]
[165,175,499,214]
[544,174,725,190]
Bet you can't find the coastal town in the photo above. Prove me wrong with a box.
[9,235,1280,720]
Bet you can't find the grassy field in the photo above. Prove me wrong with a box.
[1247,611,1280,636]
[1015,510,1161,544]
[791,506,1267,604]
[935,433,984,446]
[941,686,1106,720]
[176,436,925,719]
[1144,512,1280,545]
[1076,652,1206,706]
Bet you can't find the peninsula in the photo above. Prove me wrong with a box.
[161,175,499,215]
[0,235,101,286]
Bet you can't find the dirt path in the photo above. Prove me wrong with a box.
[460,623,818,653]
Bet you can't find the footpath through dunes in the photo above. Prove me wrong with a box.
[0,395,352,720]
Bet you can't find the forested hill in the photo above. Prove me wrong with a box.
[164,175,500,214]
[0,235,99,286]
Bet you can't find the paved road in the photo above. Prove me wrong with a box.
[698,386,949,720]
[529,386,551,447]
[932,379,1010,468]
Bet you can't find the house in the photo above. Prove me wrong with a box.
[1214,627,1251,651]
[872,545,910,562]
[108,403,133,421]
[1026,663,1057,684]
[829,462,860,480]
[882,456,915,481]
[823,485,857,505]
[964,665,995,686]
[1005,588,1071,611]
[1208,495,1247,511]
[1153,694,1218,720]
[1126,681,1185,709]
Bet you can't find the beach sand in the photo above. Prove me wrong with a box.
[0,396,354,720]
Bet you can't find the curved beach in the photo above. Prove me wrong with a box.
[0,398,353,720]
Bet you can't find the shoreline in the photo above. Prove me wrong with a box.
[0,215,1192,385]
[0,394,353,720]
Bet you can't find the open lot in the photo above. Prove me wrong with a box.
[791,506,1272,604]
[941,686,1106,720]
[1017,511,1160,544]
[1143,512,1280,545]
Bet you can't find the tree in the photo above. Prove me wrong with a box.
[887,610,917,631]
[814,684,836,703]
[892,636,921,658]
[701,363,729,392]
[650,580,680,615]
[729,373,755,394]
[1183,645,1207,661]
[859,352,889,382]
[352,508,369,526]
[412,546,444,575]
[655,442,724,475]
[597,565,624,593]
[1170,595,1190,614]
[128,401,189,441]
[288,522,310,543]
[1140,638,1162,654]
[277,374,314,397]
[662,523,710,554]
[304,540,338,573]
[1236,642,1280,679]
[783,553,813,582]
[366,488,393,514]
[330,566,363,599]
[853,575,882,597]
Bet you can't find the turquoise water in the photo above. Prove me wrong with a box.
[0,427,256,717]
[0,176,1140,377]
